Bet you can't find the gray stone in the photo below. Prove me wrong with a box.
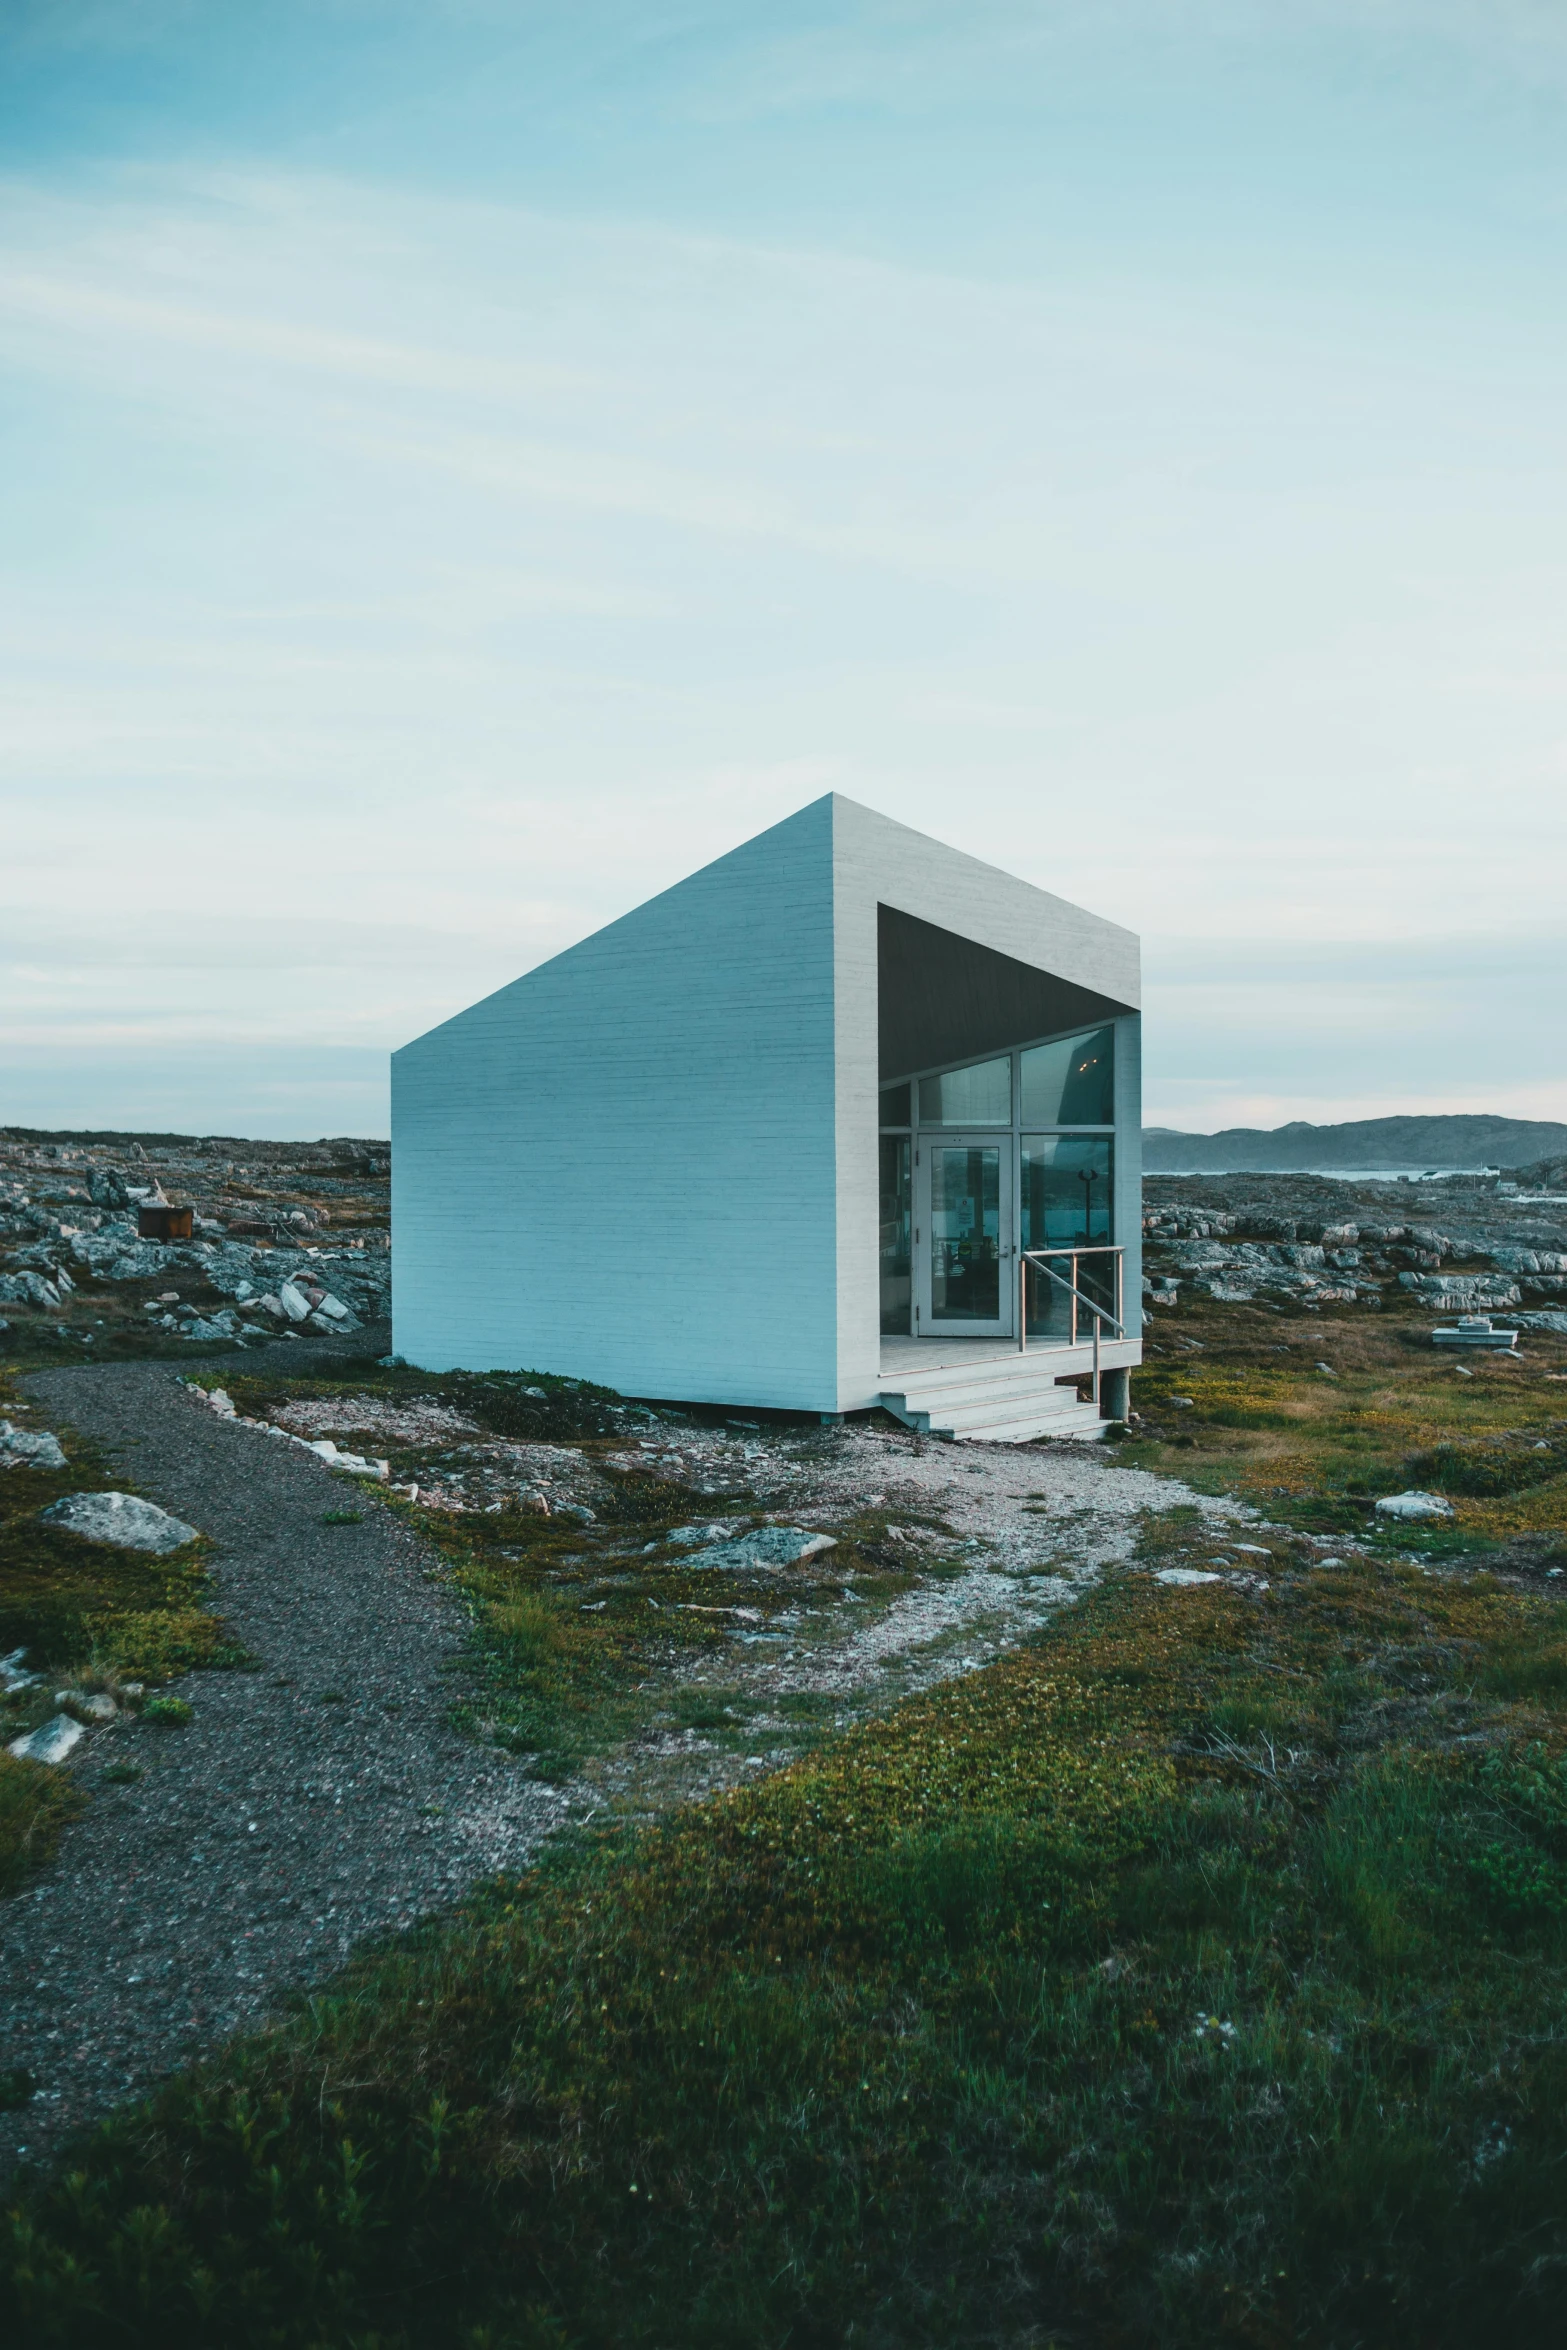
[8,1713,85,1765]
[40,1491,200,1553]
[678,1524,837,1572]
[0,1270,62,1308]
[1156,1566,1223,1585]
[297,1438,388,1478]
[277,1281,313,1324]
[63,1691,118,1724]
[0,1420,67,1471]
[1374,1490,1455,1522]
[1402,1273,1522,1309]
[0,1646,40,1694]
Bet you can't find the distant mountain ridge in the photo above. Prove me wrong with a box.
[1142,1113,1567,1173]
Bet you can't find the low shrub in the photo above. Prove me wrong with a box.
[1406,1441,1561,1498]
[9,1564,1567,2348]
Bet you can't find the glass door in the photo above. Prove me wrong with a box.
[914,1136,1014,1336]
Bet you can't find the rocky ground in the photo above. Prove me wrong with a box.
[1143,1157,1567,1329]
[0,1128,390,1360]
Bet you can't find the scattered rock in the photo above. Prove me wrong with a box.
[39,1491,200,1553]
[276,1282,313,1324]
[678,1525,837,1573]
[1374,1491,1455,1522]
[299,1439,389,1479]
[8,1714,85,1765]
[0,1271,63,1309]
[0,1647,41,1694]
[0,1420,67,1471]
[1156,1567,1223,1585]
[60,1691,118,1724]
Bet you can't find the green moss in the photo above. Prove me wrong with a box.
[10,1558,1567,2346]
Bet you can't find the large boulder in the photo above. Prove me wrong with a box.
[1374,1491,1455,1522]
[40,1491,200,1553]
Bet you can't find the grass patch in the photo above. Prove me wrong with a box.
[1125,1302,1567,1555]
[9,1558,1567,2345]
[0,1757,84,1899]
[140,1696,192,1727]
[0,1375,242,1896]
[320,1508,363,1526]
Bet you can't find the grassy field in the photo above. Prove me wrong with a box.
[0,1376,244,1897]
[1125,1294,1567,1559]
[7,1528,1567,2341]
[5,1313,1567,2345]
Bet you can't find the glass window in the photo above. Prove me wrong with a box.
[1021,1136,1114,1337]
[879,1135,911,1334]
[1019,1025,1115,1127]
[918,1055,1011,1127]
[878,1083,911,1129]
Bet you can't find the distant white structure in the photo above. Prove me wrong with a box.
[392,796,1141,1439]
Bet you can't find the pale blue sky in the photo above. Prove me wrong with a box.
[3,2,1565,1137]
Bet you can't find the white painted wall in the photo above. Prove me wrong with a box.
[392,795,841,1407]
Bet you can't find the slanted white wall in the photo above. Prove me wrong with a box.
[392,797,841,1408]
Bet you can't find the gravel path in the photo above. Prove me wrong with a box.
[767,1421,1251,1692]
[0,1358,567,2182]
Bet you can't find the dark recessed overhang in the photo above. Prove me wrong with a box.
[877,904,1135,1081]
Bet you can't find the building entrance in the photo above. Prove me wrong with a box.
[879,1023,1119,1344]
[913,1135,1015,1337]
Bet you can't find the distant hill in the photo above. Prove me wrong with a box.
[1142,1114,1567,1174]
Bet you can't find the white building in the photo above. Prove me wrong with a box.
[392,795,1141,1439]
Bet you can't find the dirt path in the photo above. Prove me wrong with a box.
[0,1360,567,2182]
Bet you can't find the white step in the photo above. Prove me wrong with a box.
[880,1379,1108,1444]
[885,1364,1091,1414]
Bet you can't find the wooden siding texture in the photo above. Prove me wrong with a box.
[391,797,840,1407]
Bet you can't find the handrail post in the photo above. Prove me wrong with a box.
[1019,1253,1026,1353]
[1093,1311,1101,1413]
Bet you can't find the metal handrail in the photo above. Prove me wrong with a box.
[1018,1244,1125,1405]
